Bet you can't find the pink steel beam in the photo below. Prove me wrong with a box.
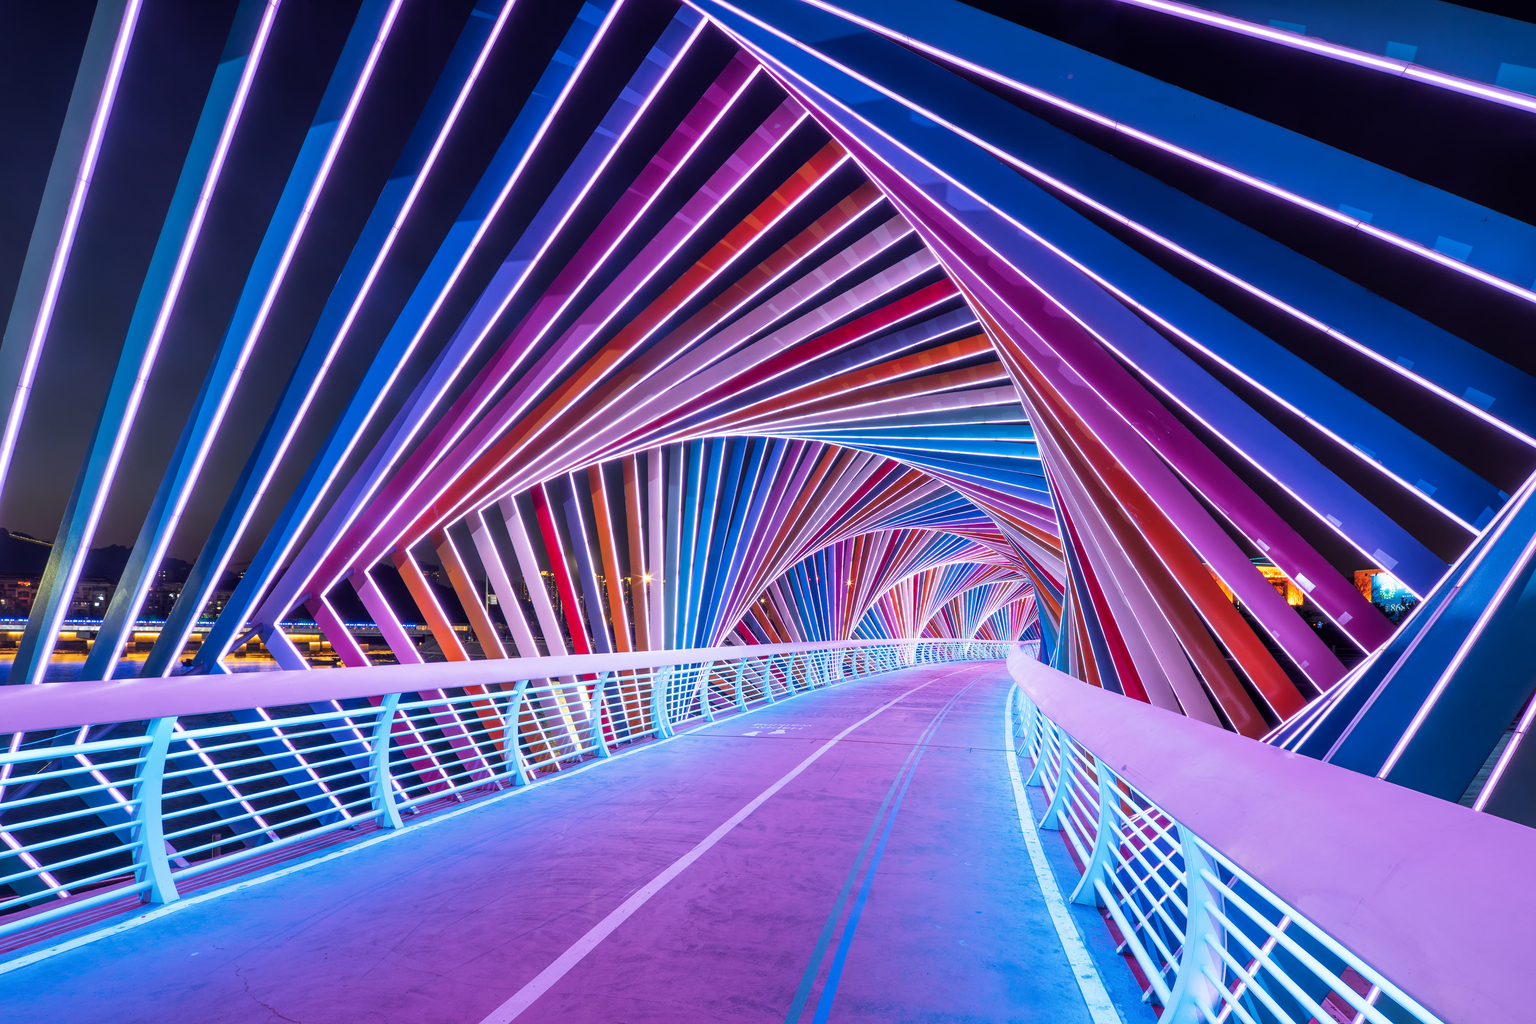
[354,100,821,571]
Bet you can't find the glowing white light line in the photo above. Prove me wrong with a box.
[207,1,636,670]
[20,0,283,685]
[250,707,352,817]
[758,1,1536,470]
[1473,692,1536,812]
[802,0,1536,306]
[453,240,945,528]
[0,733,72,898]
[1298,480,1536,756]
[427,280,956,543]
[154,0,527,672]
[99,0,407,679]
[1377,481,1536,778]
[0,0,144,501]
[506,149,863,486]
[327,15,728,551]
[713,4,1518,539]
[1102,0,1536,115]
[338,94,816,588]
[543,215,923,468]
[170,723,282,843]
[713,351,1004,430]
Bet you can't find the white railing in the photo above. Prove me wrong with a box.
[1007,650,1486,1024]
[1016,697,1437,1023]
[0,639,1007,944]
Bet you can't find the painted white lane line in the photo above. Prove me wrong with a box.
[477,673,945,1024]
[0,667,887,978]
[1004,683,1125,1024]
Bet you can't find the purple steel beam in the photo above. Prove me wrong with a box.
[381,99,826,558]
[777,89,1355,695]
[278,62,782,613]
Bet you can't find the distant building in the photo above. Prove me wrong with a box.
[69,577,113,618]
[0,573,116,619]
[0,573,37,617]
[143,565,184,619]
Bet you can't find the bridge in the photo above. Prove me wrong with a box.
[0,0,1533,1020]
[0,643,1526,1022]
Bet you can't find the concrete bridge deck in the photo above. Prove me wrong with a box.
[0,663,1149,1023]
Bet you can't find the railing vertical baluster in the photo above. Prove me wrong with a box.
[733,658,747,707]
[505,680,531,786]
[1038,726,1072,829]
[132,717,179,905]
[1161,830,1224,1023]
[370,694,406,828]
[650,666,675,738]
[1069,756,1120,906]
[591,674,614,758]
[698,662,716,722]
[1024,710,1051,787]
[1021,692,1041,761]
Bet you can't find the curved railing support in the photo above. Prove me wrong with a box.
[131,717,178,905]
[1008,647,1534,1024]
[370,693,404,830]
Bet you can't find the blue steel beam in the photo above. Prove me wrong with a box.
[0,0,143,502]
[696,0,1463,593]
[135,0,531,678]
[175,0,633,673]
[191,2,709,672]
[11,0,282,686]
[86,0,409,681]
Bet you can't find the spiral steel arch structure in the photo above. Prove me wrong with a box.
[2,0,1535,823]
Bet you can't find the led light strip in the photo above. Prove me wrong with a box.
[0,0,145,501]
[1101,0,1536,116]
[14,0,285,686]
[766,0,1536,452]
[154,0,533,675]
[337,85,802,583]
[737,42,1405,657]
[94,0,408,679]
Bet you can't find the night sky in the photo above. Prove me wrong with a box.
[0,0,497,560]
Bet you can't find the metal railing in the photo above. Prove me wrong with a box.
[0,638,1007,946]
[1009,674,1443,1024]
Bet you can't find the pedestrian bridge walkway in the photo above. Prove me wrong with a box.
[1,641,1526,1023]
[0,662,1147,1023]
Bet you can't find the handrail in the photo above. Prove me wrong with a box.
[1,638,960,733]
[1007,649,1532,1024]
[0,639,1008,949]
